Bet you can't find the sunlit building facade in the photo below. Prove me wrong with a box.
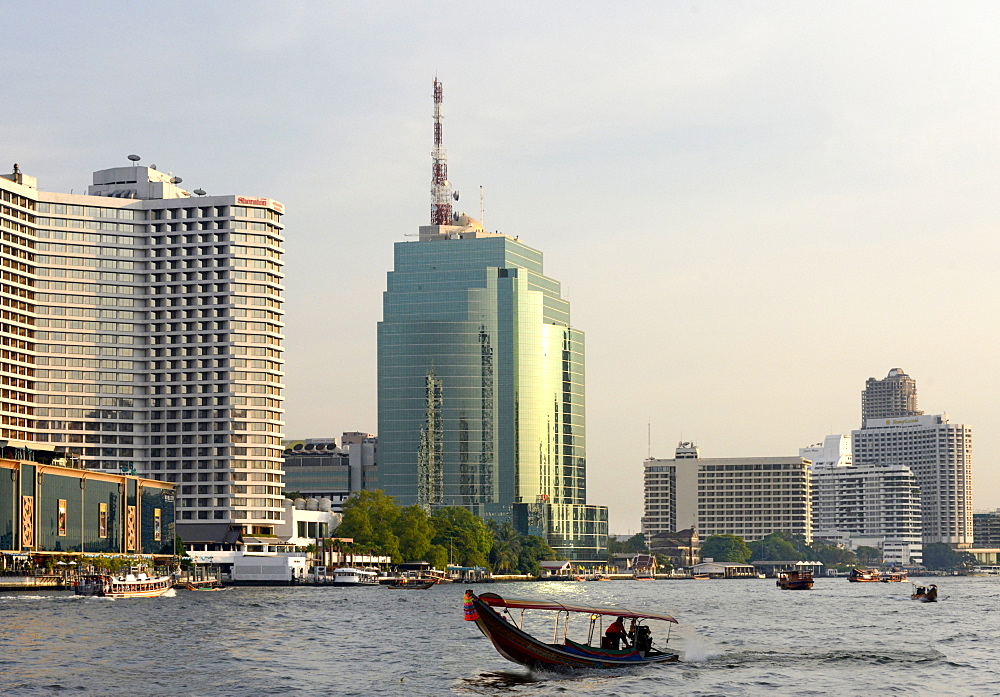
[377,220,607,559]
[0,163,285,545]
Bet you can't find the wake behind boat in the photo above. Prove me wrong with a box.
[464,590,680,669]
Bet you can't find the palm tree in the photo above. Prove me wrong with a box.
[490,522,522,573]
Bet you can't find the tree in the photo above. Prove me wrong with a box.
[431,506,492,567]
[811,543,856,568]
[749,532,800,562]
[394,505,435,562]
[855,546,882,565]
[922,542,976,571]
[516,535,558,576]
[699,534,752,563]
[488,521,522,573]
[334,490,402,561]
[425,544,449,570]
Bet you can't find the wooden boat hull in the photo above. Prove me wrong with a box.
[387,580,437,590]
[469,592,679,669]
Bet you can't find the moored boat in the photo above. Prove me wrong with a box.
[776,570,814,590]
[75,572,172,598]
[848,568,881,582]
[386,577,437,589]
[464,590,680,669]
[331,567,380,586]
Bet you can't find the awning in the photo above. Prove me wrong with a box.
[476,592,678,623]
[178,523,242,544]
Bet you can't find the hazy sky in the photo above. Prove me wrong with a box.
[5,2,1000,533]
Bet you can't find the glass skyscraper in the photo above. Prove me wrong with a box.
[377,221,607,559]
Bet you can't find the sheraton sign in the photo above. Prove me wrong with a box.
[236,196,285,214]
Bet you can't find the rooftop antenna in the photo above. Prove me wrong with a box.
[431,77,454,225]
[480,185,485,228]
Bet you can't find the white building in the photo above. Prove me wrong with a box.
[0,162,285,546]
[800,434,852,468]
[811,463,923,565]
[853,413,972,546]
[643,442,812,543]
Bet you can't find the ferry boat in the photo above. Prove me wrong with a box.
[776,569,814,590]
[75,572,172,598]
[331,567,380,586]
[880,571,908,583]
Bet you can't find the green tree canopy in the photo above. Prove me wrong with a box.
[334,490,402,561]
[811,543,856,568]
[922,542,976,571]
[749,532,801,562]
[488,521,522,573]
[516,535,559,575]
[700,534,752,563]
[393,505,435,562]
[855,546,882,565]
[431,506,492,568]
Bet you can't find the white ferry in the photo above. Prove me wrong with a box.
[331,567,380,586]
[75,572,173,598]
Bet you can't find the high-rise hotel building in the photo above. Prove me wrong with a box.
[643,443,812,543]
[854,369,972,546]
[0,162,285,546]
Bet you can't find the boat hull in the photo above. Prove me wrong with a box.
[469,593,679,669]
[75,575,172,598]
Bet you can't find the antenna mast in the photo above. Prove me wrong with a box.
[431,77,453,225]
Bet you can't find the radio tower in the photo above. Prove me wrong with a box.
[431,77,454,225]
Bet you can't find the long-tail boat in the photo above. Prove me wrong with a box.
[911,584,938,602]
[463,590,680,669]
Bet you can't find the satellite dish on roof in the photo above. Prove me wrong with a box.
[194,188,206,196]
[453,191,460,201]
[127,154,141,162]
[172,177,182,184]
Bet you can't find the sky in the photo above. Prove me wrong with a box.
[4,2,1000,533]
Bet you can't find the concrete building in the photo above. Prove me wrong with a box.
[853,371,972,547]
[0,162,285,547]
[973,510,1000,547]
[799,434,852,468]
[811,462,923,565]
[862,368,922,423]
[282,433,377,509]
[643,442,812,543]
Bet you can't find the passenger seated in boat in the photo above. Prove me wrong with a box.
[602,616,630,651]
[633,624,653,653]
[915,586,926,595]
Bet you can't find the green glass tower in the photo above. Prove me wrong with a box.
[377,221,608,560]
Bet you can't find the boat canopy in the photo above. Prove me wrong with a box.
[476,592,678,623]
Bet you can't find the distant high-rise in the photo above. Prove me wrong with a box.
[375,79,607,560]
[854,370,972,546]
[862,368,922,424]
[0,162,286,546]
[643,442,812,543]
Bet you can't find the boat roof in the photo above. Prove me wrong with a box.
[476,592,678,623]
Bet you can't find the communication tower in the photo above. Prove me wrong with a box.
[431,77,456,225]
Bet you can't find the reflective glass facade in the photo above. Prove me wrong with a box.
[378,230,607,559]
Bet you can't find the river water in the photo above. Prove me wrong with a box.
[0,576,996,696]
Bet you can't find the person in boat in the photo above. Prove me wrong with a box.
[604,616,631,650]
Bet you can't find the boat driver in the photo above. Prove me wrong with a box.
[605,616,630,650]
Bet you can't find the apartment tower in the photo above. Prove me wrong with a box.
[853,369,972,546]
[0,162,285,546]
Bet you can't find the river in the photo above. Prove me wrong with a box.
[0,576,996,696]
